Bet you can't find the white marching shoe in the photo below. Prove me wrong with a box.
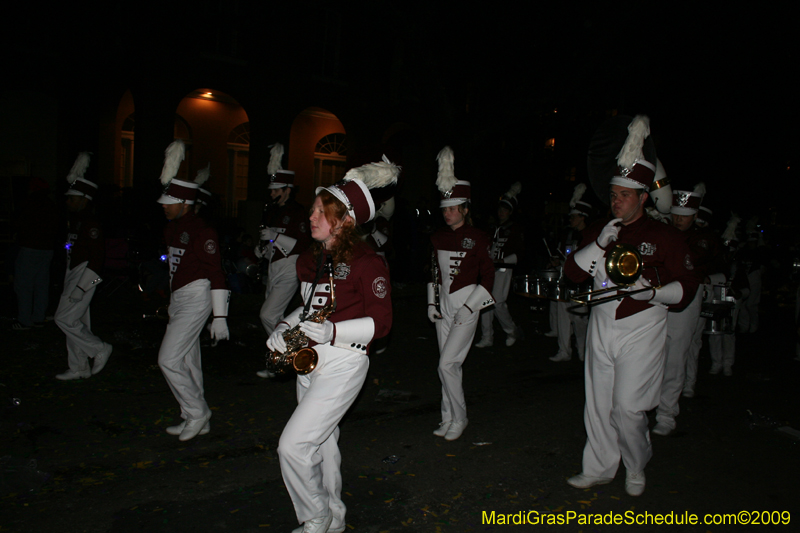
[433,421,451,437]
[444,419,468,441]
[256,369,276,378]
[92,343,113,375]
[549,352,571,362]
[625,470,646,496]
[179,414,212,441]
[56,368,91,380]
[166,420,210,436]
[651,422,674,436]
[474,338,493,348]
[292,514,332,533]
[567,473,613,489]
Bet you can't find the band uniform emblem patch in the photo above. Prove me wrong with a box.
[372,277,388,298]
[638,242,656,256]
[334,263,351,280]
[299,222,307,233]
[283,215,290,225]
[180,232,190,244]
[684,253,694,270]
[204,239,217,254]
[461,238,475,250]
[89,228,99,239]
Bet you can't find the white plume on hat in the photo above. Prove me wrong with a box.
[195,163,211,186]
[159,140,186,186]
[436,146,457,194]
[722,213,741,243]
[342,155,400,189]
[267,143,285,176]
[569,183,586,208]
[616,115,650,172]
[66,152,92,184]
[646,207,670,224]
[504,181,522,199]
[693,182,706,198]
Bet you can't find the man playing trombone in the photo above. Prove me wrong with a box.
[564,116,699,497]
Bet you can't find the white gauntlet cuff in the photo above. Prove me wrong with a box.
[573,241,605,276]
[651,281,683,305]
[465,284,495,312]
[273,234,297,257]
[211,289,230,318]
[333,317,375,354]
[77,268,103,292]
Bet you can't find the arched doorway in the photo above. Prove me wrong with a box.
[289,107,346,207]
[175,88,249,216]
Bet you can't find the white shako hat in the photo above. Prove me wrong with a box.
[157,140,198,205]
[436,146,471,207]
[195,164,212,206]
[65,152,98,200]
[609,115,656,191]
[649,158,673,214]
[499,182,522,211]
[671,182,706,216]
[267,143,295,189]
[696,205,712,226]
[568,183,592,217]
[316,155,400,225]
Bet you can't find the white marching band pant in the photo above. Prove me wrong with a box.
[158,279,212,422]
[582,304,667,478]
[556,301,588,359]
[435,284,480,424]
[657,285,703,429]
[260,255,300,336]
[479,269,516,342]
[55,261,105,372]
[278,345,368,527]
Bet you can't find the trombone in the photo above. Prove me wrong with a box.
[570,243,660,306]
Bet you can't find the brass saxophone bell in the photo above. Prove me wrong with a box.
[292,347,319,375]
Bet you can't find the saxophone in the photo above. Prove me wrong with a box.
[266,256,337,375]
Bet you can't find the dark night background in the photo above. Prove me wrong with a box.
[2,2,797,220]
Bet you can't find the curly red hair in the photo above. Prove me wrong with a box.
[312,190,364,265]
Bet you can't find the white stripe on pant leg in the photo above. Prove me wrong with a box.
[158,280,212,421]
[279,346,368,524]
[260,256,299,335]
[437,310,479,424]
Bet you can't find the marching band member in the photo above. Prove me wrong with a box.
[257,143,311,377]
[268,157,396,533]
[708,214,749,376]
[550,184,592,362]
[54,152,113,380]
[475,182,524,348]
[682,197,726,398]
[565,116,698,496]
[428,146,494,441]
[156,141,230,441]
[653,182,717,435]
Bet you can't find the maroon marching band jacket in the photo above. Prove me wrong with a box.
[164,211,227,292]
[293,242,392,352]
[267,200,311,260]
[685,225,726,283]
[430,224,495,295]
[565,215,700,320]
[66,210,104,274]
[488,220,524,264]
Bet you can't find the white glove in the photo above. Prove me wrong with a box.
[596,218,622,248]
[208,318,230,340]
[266,323,290,353]
[253,244,265,259]
[628,277,655,301]
[453,305,472,326]
[68,286,85,303]
[427,305,441,322]
[260,227,277,242]
[299,320,335,344]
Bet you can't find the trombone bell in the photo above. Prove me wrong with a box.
[570,243,646,306]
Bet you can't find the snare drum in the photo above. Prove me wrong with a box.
[514,275,551,299]
[701,284,736,335]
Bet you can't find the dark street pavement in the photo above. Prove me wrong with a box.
[2,282,799,532]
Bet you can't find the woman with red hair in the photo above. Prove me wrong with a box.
[268,159,397,533]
